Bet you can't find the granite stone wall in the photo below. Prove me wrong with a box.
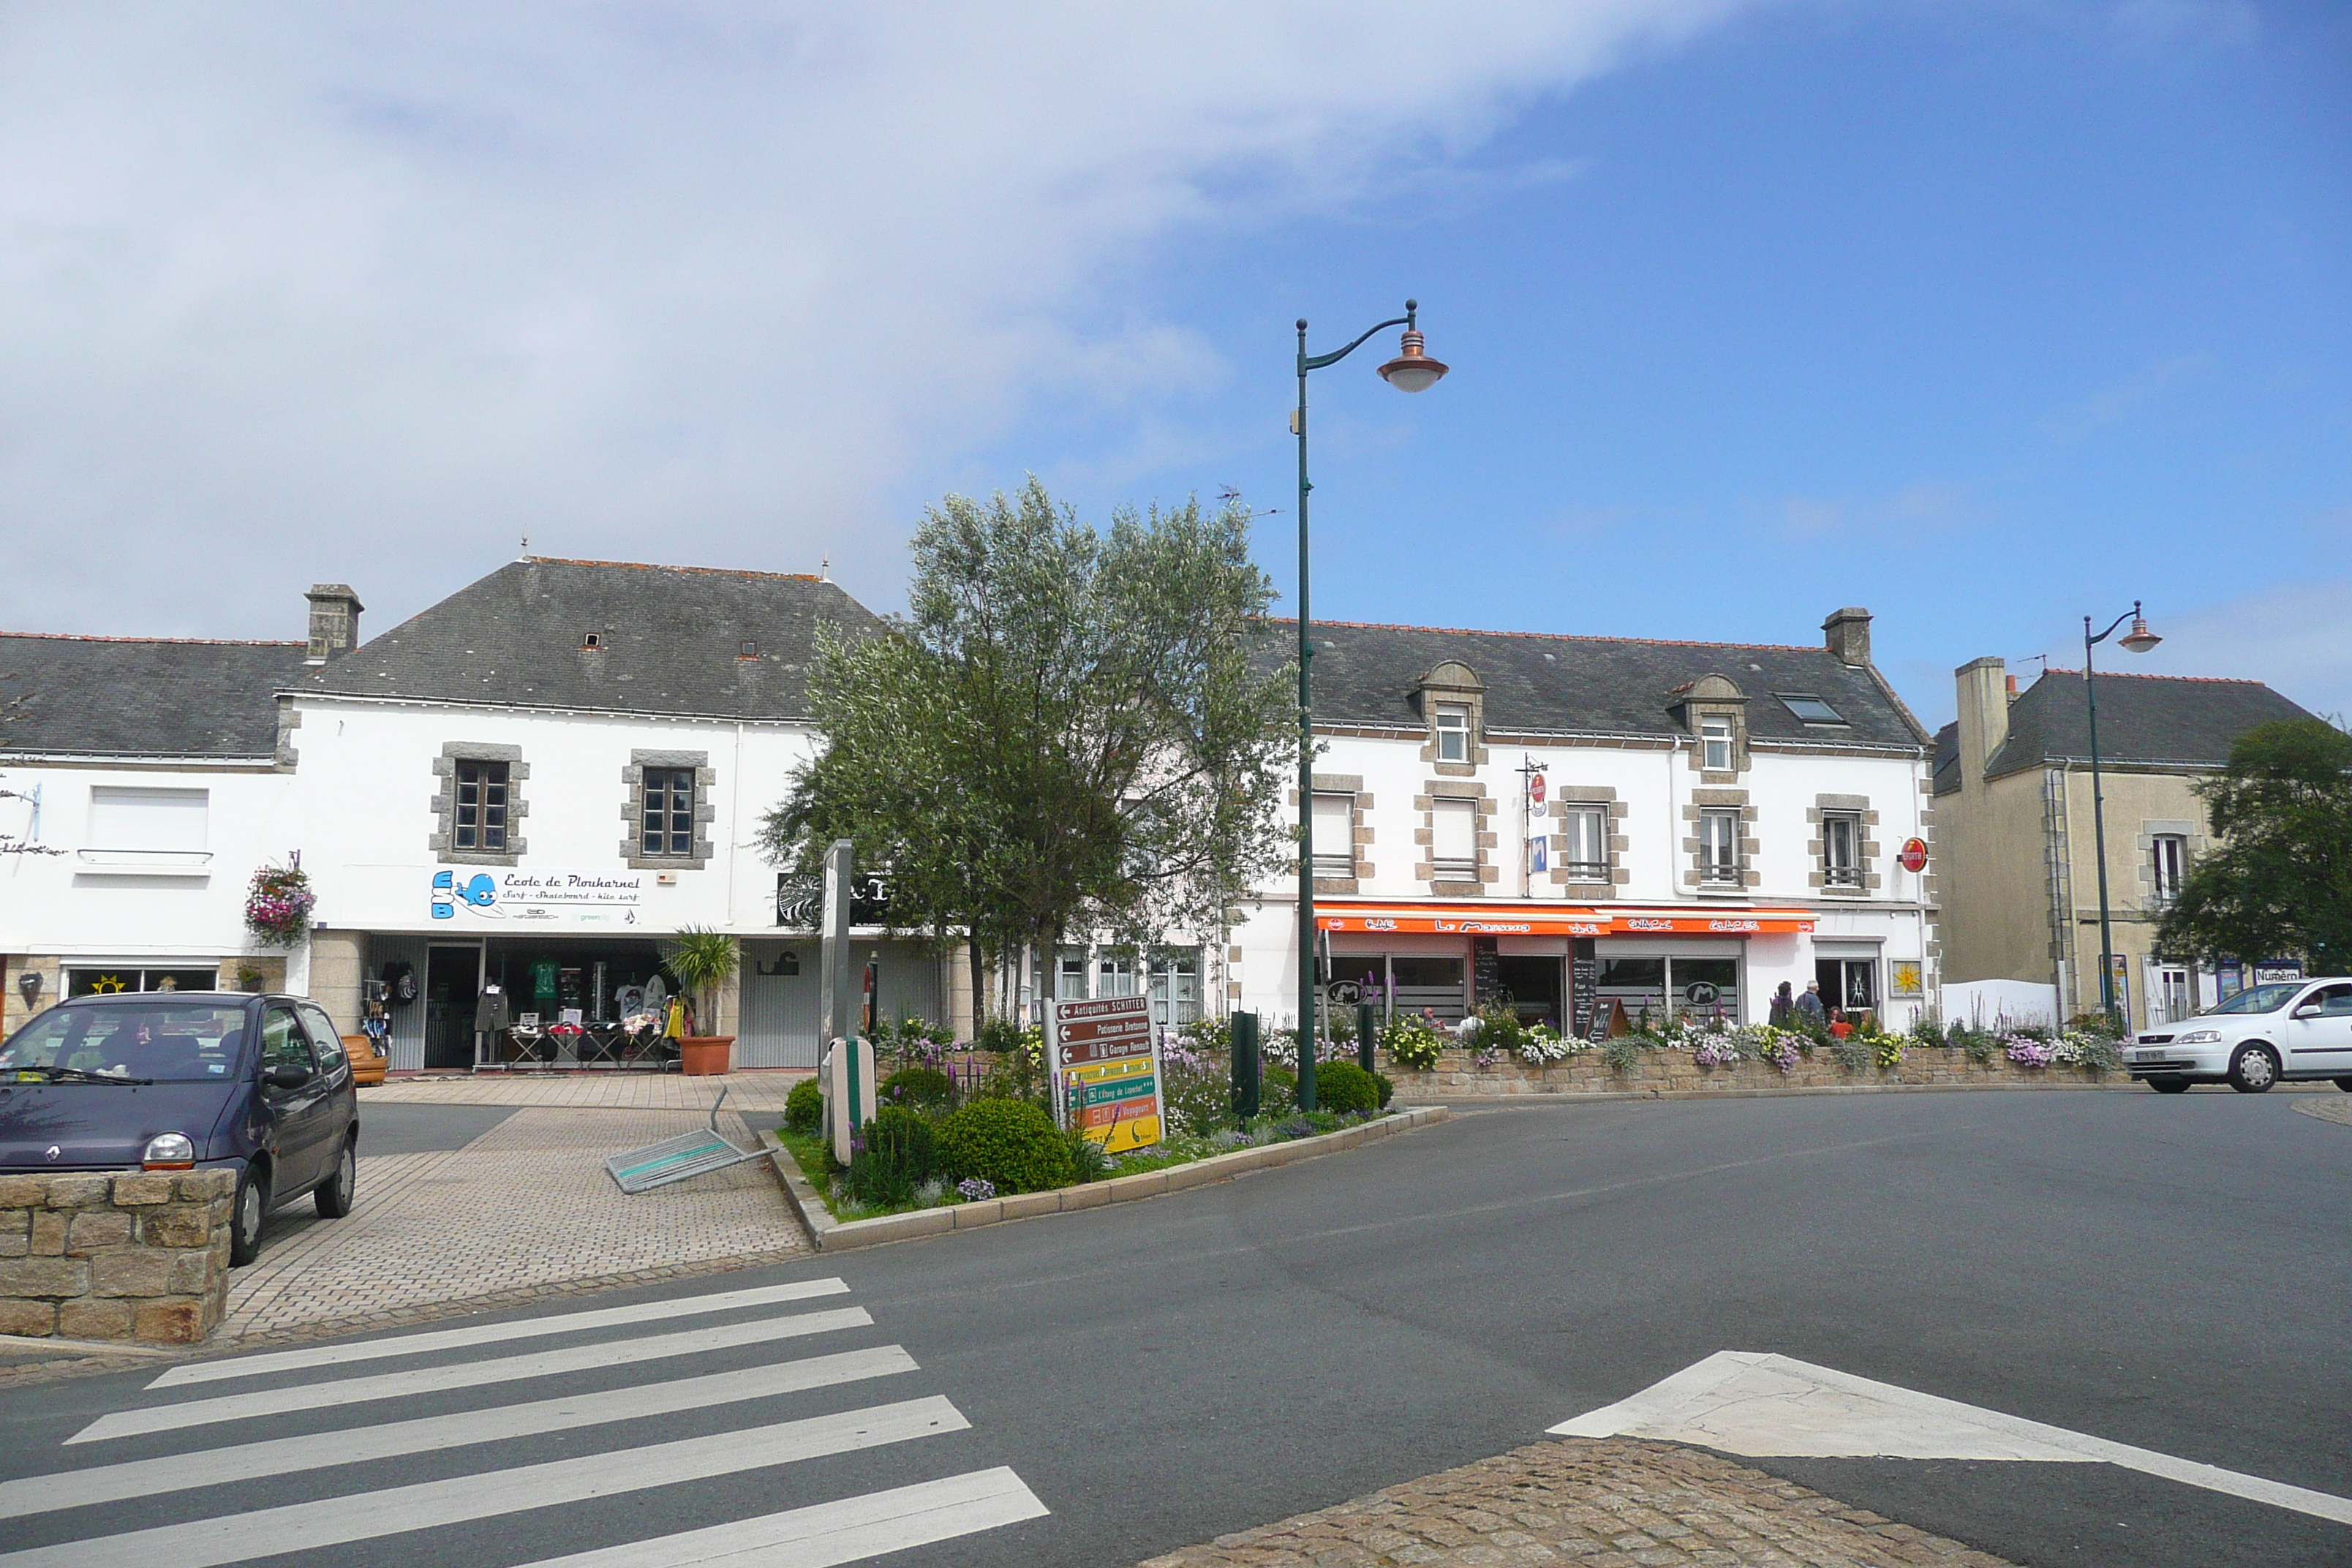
[0,1169,235,1343]
[1385,1047,2119,1098]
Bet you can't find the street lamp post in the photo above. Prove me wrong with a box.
[2082,600,2163,1030]
[1293,301,1447,1112]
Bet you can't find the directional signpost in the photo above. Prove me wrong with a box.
[1049,995,1163,1156]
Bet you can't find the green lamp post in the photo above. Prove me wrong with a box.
[1293,301,1448,1110]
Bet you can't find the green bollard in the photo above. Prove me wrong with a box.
[1232,1011,1261,1121]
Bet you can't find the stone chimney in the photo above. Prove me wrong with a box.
[1822,606,1872,666]
[1954,656,2010,788]
[304,584,363,664]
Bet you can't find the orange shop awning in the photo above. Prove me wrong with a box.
[1315,901,1815,937]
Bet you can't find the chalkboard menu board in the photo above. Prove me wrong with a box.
[1471,937,1501,1007]
[1586,998,1619,1045]
[1570,938,1598,1038]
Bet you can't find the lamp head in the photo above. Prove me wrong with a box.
[1378,326,1448,393]
[2117,603,2162,655]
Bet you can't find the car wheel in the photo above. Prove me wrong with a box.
[230,1163,269,1266]
[2149,1078,2191,1094]
[314,1137,356,1219]
[2228,1044,2280,1094]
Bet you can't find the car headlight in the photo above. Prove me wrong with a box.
[142,1132,197,1170]
[2172,1029,2223,1044]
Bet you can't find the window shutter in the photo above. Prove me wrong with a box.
[87,787,208,851]
[1433,798,1477,870]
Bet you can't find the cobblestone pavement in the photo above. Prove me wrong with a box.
[2292,1096,2352,1128]
[218,1105,808,1339]
[1139,1439,2017,1568]
[360,1069,808,1112]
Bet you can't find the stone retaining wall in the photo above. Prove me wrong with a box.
[1387,1046,2119,1098]
[0,1170,235,1343]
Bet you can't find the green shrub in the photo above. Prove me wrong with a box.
[1063,1126,1112,1183]
[1600,1032,1642,1074]
[1372,1071,1394,1109]
[843,1104,937,1205]
[1828,1031,1874,1073]
[1262,1063,1298,1116]
[785,1077,823,1136]
[935,1098,1074,1194]
[881,1066,954,1111]
[1908,1011,1947,1050]
[1313,1059,1382,1115]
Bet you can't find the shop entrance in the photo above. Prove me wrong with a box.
[1493,957,1564,1028]
[424,944,480,1070]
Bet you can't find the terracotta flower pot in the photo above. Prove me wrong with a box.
[679,1036,735,1076]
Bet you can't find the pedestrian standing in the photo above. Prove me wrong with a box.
[1768,981,1794,1028]
[1794,982,1826,1028]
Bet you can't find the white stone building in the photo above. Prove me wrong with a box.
[1227,608,1940,1035]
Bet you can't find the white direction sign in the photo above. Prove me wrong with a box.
[1552,1351,2352,1527]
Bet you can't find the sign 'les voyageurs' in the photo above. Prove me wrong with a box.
[1048,995,1164,1156]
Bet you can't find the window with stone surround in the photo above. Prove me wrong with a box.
[1435,705,1471,763]
[431,743,528,866]
[1700,720,1733,773]
[619,750,715,870]
[2152,834,2187,905]
[1699,810,1740,884]
[1311,792,1357,878]
[1561,805,1607,880]
[1806,794,1880,894]
[1822,813,1863,888]
[1432,798,1477,878]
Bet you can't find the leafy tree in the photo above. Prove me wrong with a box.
[2155,719,2352,972]
[764,478,1294,1022]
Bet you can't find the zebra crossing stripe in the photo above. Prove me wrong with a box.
[509,1466,1051,1567]
[70,1305,873,1444]
[1,1395,968,1568]
[151,1278,851,1388]
[1,1344,918,1521]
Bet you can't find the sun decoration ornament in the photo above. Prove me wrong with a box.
[245,856,317,948]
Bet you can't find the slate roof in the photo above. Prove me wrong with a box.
[296,557,881,720]
[1976,669,2315,782]
[1273,619,1929,750]
[0,635,309,759]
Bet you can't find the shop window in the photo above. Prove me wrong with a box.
[1389,954,1467,1019]
[641,767,696,856]
[67,967,221,998]
[2152,834,2187,905]
[1699,810,1740,883]
[1817,957,1878,1014]
[1822,813,1863,888]
[1562,806,1607,880]
[1311,793,1355,878]
[1435,705,1471,764]
[1700,720,1733,774]
[456,761,510,851]
[86,786,208,853]
[1432,798,1477,878]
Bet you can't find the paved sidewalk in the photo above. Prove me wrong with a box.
[361,1069,807,1112]
[1140,1438,2016,1568]
[2293,1096,2352,1128]
[219,1101,808,1340]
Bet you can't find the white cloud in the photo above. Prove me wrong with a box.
[0,2,1752,638]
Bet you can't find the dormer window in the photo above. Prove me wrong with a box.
[1436,705,1471,763]
[1700,720,1733,773]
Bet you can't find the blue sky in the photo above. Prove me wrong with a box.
[4,3,2347,728]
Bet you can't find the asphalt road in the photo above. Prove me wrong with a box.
[4,1088,2345,1568]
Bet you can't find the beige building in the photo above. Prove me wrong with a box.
[1933,659,2312,1030]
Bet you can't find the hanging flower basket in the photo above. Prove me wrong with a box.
[245,859,317,947]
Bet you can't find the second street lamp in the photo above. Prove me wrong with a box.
[2083,600,2162,1030]
[1294,301,1448,1112]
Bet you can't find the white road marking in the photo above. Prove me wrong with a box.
[509,1466,1051,1568]
[151,1278,851,1388]
[5,1344,917,1520]
[2,1395,968,1568]
[69,1305,872,1444]
[1552,1350,2352,1527]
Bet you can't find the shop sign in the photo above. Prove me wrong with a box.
[1898,837,1929,873]
[1528,770,1547,808]
[2253,960,2303,984]
[429,868,644,925]
[1048,995,1160,1155]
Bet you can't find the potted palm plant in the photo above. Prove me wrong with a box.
[662,927,740,1076]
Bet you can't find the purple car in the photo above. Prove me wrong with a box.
[0,992,359,1264]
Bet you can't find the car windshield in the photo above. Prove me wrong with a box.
[2202,984,2302,1017]
[0,1004,250,1082]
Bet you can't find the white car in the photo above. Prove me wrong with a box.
[2129,978,2352,1093]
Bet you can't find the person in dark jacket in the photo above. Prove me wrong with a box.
[1793,982,1827,1028]
[1768,981,1795,1028]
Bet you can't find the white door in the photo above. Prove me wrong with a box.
[2153,967,2192,1027]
